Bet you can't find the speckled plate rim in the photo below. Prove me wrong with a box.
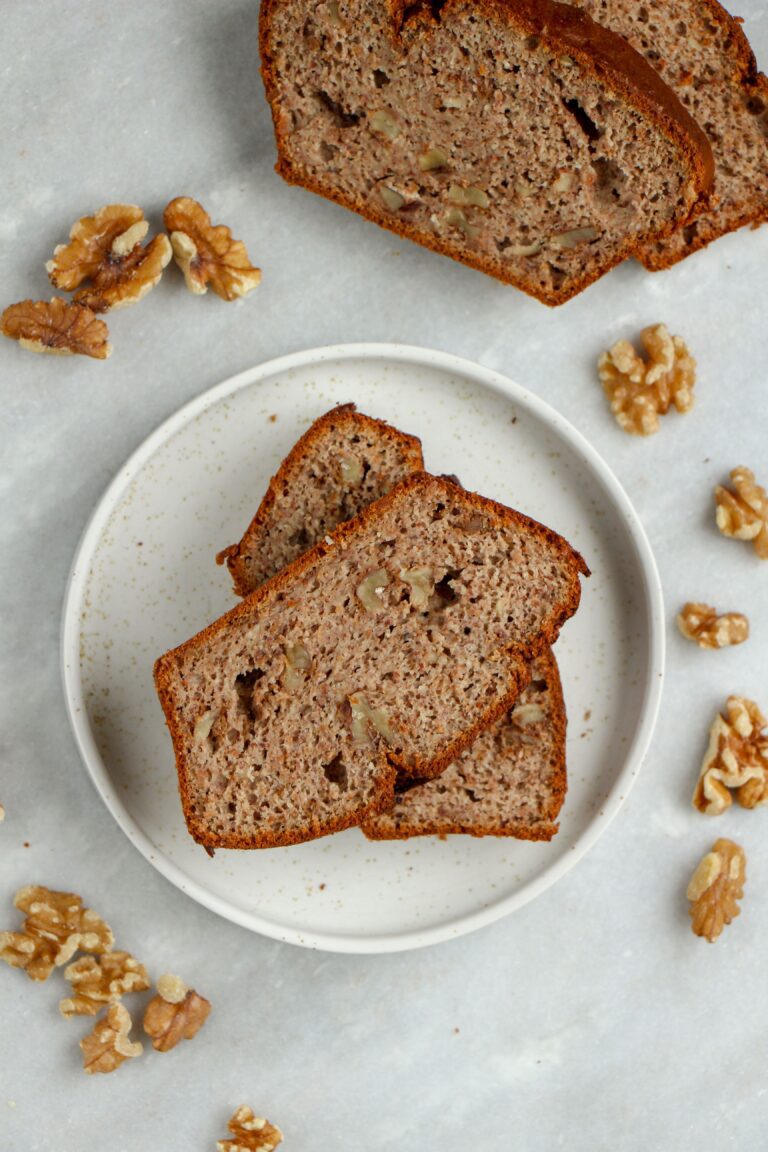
[61,342,665,954]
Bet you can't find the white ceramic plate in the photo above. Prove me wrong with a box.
[62,344,664,953]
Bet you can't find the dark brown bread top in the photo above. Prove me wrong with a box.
[363,647,566,841]
[155,473,588,850]
[217,404,424,597]
[259,0,713,304]
[572,0,768,268]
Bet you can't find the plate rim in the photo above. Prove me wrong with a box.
[61,341,665,953]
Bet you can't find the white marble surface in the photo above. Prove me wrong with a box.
[2,2,768,1148]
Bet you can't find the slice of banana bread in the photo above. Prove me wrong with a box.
[362,648,565,841]
[259,0,713,304]
[571,0,768,268]
[155,474,588,850]
[217,404,424,597]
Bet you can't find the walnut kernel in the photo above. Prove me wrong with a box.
[677,603,749,649]
[80,1002,143,1074]
[599,324,695,436]
[163,197,261,300]
[143,973,212,1052]
[1,298,111,359]
[693,696,768,815]
[400,566,434,610]
[339,455,364,485]
[60,951,150,1018]
[0,886,113,981]
[217,1106,284,1152]
[349,693,396,746]
[715,467,768,559]
[356,568,390,612]
[46,204,171,312]
[687,839,745,942]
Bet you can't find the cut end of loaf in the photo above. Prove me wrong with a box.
[260,0,713,303]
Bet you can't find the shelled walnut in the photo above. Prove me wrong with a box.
[80,1002,143,1074]
[1,298,111,359]
[715,467,768,559]
[677,603,749,649]
[217,1107,283,1152]
[142,973,211,1052]
[46,204,171,312]
[598,323,695,435]
[163,197,261,300]
[0,886,113,981]
[687,839,745,942]
[692,696,768,815]
[60,951,150,1018]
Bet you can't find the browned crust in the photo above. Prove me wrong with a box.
[258,0,714,305]
[361,646,568,839]
[216,403,425,596]
[155,472,588,849]
[635,1,768,270]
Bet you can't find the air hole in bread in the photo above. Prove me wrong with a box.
[315,89,360,127]
[372,68,390,88]
[562,97,601,142]
[323,754,349,790]
[235,668,264,728]
[433,570,460,606]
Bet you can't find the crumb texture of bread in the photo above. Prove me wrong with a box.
[363,648,565,841]
[219,404,424,596]
[259,0,713,304]
[156,474,587,849]
[572,0,768,266]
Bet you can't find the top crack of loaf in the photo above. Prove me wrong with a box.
[154,474,588,851]
[258,0,714,305]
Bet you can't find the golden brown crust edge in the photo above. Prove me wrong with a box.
[640,65,768,270]
[216,403,425,596]
[258,0,714,305]
[155,472,588,849]
[361,645,568,839]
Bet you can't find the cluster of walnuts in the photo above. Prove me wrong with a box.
[599,326,767,943]
[0,884,211,1073]
[0,198,261,359]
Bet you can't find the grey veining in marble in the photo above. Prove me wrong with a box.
[2,2,768,1149]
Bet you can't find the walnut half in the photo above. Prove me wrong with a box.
[677,603,749,649]
[1,298,111,359]
[164,197,261,300]
[599,323,695,436]
[715,467,768,559]
[217,1107,283,1152]
[692,696,768,815]
[80,1002,143,1074]
[143,973,211,1052]
[46,203,171,313]
[0,885,114,982]
[687,839,745,942]
[60,951,150,1018]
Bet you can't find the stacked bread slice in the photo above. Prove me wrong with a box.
[258,0,766,302]
[155,406,588,851]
